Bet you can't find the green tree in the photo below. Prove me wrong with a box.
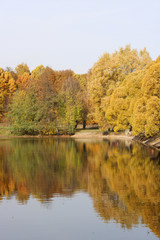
[9,90,38,135]
[58,77,82,133]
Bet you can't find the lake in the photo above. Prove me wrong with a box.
[0,137,160,240]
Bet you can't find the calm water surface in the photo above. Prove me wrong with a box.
[0,137,160,240]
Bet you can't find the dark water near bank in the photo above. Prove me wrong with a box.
[0,138,160,240]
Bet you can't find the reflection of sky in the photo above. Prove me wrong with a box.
[0,193,157,240]
[0,0,160,73]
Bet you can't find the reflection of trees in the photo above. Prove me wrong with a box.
[86,141,160,238]
[0,138,88,203]
[0,138,160,237]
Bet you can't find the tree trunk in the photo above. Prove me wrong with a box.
[83,120,86,129]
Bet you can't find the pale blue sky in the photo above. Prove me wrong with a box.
[0,0,160,73]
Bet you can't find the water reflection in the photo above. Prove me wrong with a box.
[0,138,160,238]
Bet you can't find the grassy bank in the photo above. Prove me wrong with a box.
[0,124,159,152]
[0,124,11,136]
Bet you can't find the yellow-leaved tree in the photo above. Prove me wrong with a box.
[132,56,160,136]
[88,45,151,130]
[0,68,17,120]
[105,69,147,132]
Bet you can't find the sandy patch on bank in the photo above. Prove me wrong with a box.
[72,131,133,140]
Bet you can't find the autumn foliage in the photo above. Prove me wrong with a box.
[0,45,160,136]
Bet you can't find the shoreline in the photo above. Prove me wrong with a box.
[0,132,134,142]
[0,132,159,151]
[0,132,133,141]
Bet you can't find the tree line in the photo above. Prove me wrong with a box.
[0,45,160,136]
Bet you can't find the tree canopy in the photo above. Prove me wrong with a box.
[0,46,159,137]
